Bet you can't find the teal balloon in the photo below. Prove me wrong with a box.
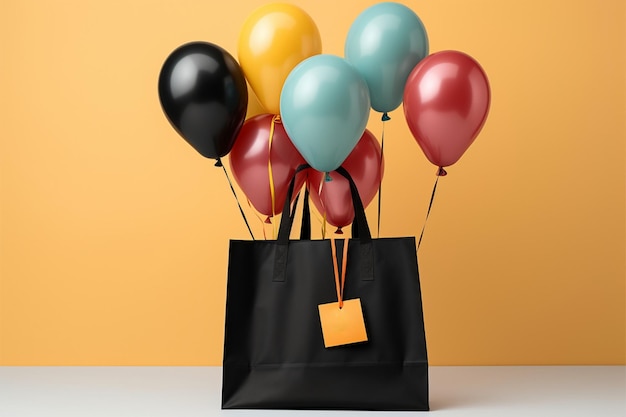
[345,2,429,114]
[280,54,370,173]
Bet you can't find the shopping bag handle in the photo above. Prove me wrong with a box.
[274,164,374,282]
[288,187,311,240]
[287,174,364,241]
[278,165,372,244]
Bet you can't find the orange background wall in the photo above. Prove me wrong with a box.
[1,0,624,365]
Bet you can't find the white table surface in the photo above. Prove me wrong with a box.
[1,366,624,416]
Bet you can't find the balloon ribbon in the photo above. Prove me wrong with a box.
[417,167,446,249]
[246,197,267,240]
[318,174,328,238]
[313,177,326,239]
[310,198,328,239]
[377,113,389,238]
[268,115,280,239]
[218,158,255,240]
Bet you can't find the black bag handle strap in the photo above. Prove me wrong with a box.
[278,164,311,242]
[335,166,372,242]
[274,164,374,282]
[301,186,311,240]
[288,187,311,240]
[278,164,310,242]
[278,165,372,244]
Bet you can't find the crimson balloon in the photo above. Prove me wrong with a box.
[403,50,490,171]
[307,130,383,232]
[229,114,306,221]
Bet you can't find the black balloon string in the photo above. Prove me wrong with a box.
[218,158,255,240]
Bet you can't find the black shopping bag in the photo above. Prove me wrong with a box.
[222,166,429,410]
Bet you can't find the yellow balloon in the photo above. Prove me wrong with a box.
[238,3,322,115]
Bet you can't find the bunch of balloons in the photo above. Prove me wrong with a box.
[158,2,491,233]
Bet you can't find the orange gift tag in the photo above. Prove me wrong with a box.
[318,298,368,348]
[318,238,368,348]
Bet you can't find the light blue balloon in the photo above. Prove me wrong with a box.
[280,54,370,173]
[345,2,429,115]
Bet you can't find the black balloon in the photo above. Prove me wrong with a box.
[158,42,248,160]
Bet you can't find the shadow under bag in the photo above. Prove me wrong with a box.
[222,166,429,410]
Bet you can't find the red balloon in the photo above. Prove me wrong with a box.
[229,114,306,220]
[403,50,490,169]
[307,130,383,232]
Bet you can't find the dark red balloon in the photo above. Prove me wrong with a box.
[307,129,383,231]
[229,114,305,219]
[403,50,490,169]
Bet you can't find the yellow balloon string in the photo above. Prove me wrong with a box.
[309,202,328,239]
[310,206,320,222]
[268,115,280,239]
[246,197,267,240]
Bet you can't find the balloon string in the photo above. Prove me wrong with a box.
[417,173,442,250]
[268,115,280,239]
[246,197,267,240]
[377,116,387,238]
[310,203,330,239]
[219,158,255,240]
[310,203,325,234]
[317,174,328,239]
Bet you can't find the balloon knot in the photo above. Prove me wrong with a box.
[382,112,391,122]
[273,114,282,123]
[264,216,272,224]
[437,167,448,176]
[324,172,333,182]
[335,227,343,235]
[214,158,223,167]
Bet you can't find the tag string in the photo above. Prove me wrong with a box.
[219,158,255,240]
[330,238,349,308]
[268,115,280,239]
[417,168,446,249]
